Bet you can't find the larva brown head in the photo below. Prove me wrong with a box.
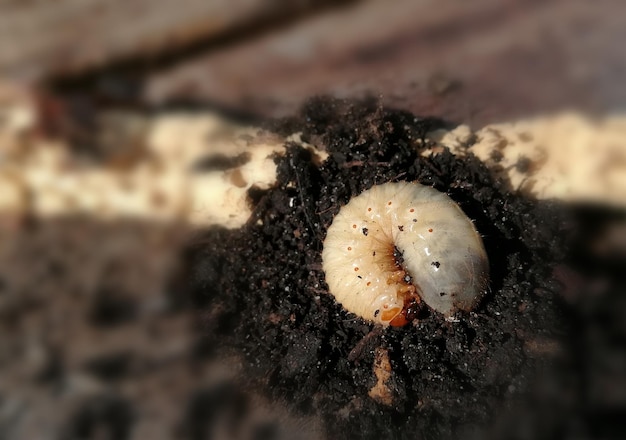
[388,296,421,327]
[322,181,490,326]
[382,268,421,326]
[381,307,403,325]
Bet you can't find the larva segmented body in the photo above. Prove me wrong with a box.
[322,182,489,326]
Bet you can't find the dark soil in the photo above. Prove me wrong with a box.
[184,97,626,440]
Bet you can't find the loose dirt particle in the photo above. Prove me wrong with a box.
[368,348,394,406]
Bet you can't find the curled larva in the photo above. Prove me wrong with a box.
[322,182,489,326]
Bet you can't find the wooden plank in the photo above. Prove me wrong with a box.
[0,0,336,80]
[144,0,626,126]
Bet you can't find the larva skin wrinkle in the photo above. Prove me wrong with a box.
[322,182,489,325]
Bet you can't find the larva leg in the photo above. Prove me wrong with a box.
[386,269,406,284]
[386,269,419,299]
[389,296,422,327]
[398,283,418,297]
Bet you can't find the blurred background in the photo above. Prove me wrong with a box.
[3,0,626,122]
[0,0,625,439]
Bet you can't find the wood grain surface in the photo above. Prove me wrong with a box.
[143,0,626,125]
[0,0,339,80]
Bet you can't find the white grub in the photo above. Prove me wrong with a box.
[322,182,489,327]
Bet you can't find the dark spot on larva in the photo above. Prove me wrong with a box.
[412,219,417,222]
[357,275,362,279]
[352,224,357,229]
[388,201,392,206]
[398,225,404,231]
[372,251,376,256]
[428,228,433,233]
[362,228,369,236]
[368,207,372,212]
[347,246,352,251]
[367,282,372,286]
[410,208,415,213]
[440,292,446,297]
[431,261,440,268]
[374,309,380,317]
[354,267,359,272]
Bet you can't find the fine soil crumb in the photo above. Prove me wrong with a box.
[185,97,625,439]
